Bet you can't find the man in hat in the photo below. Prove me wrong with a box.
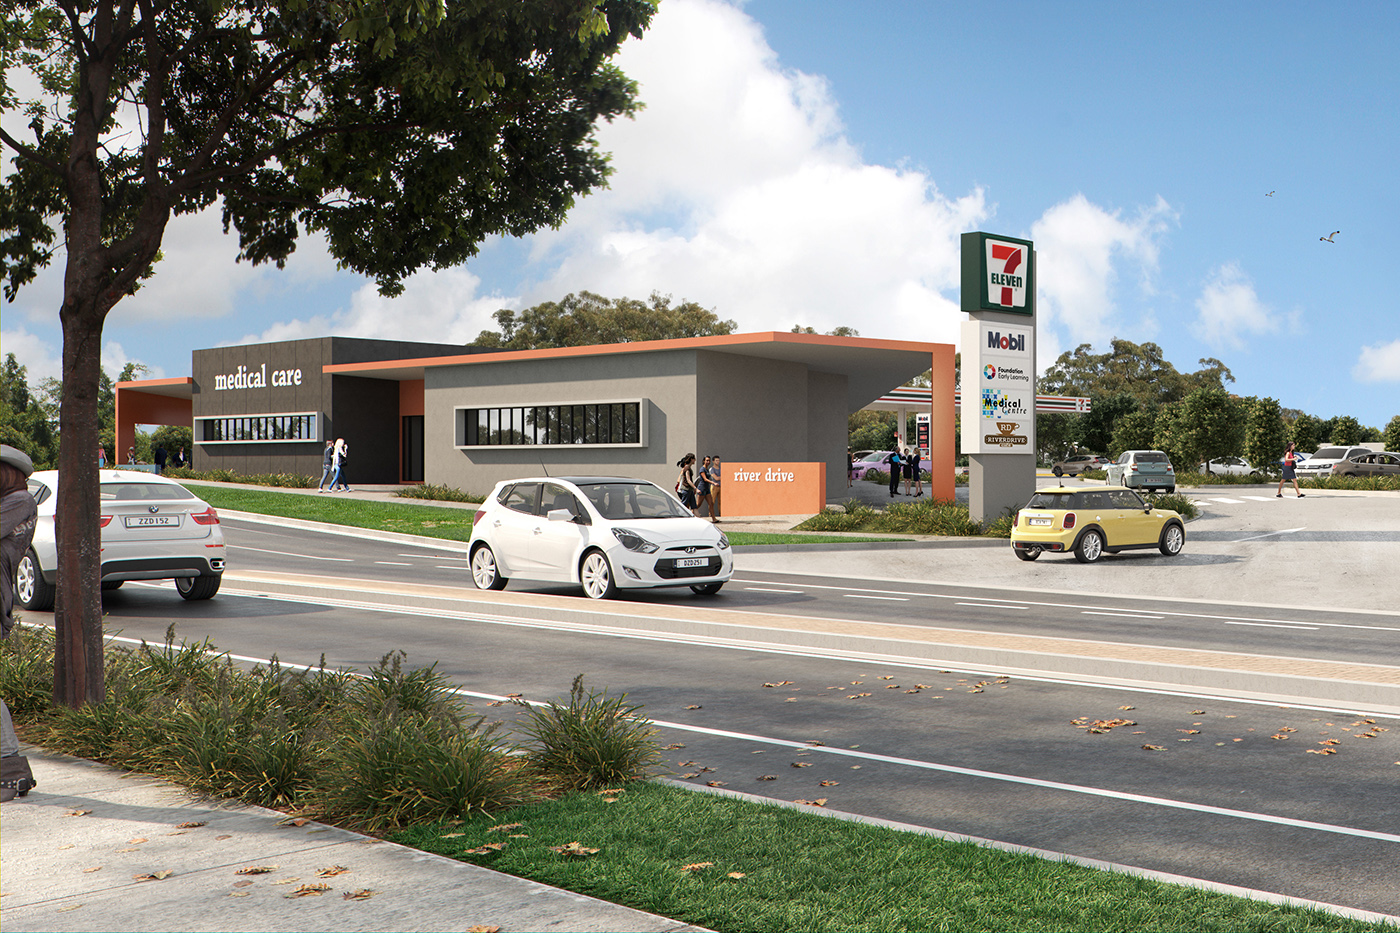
[1,444,39,801]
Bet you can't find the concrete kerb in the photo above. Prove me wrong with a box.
[658,780,1400,928]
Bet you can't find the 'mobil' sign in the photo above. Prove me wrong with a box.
[961,232,1034,317]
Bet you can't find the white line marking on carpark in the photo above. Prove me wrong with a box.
[1242,496,1278,501]
[1224,621,1319,630]
[80,627,1400,848]
[1234,527,1306,543]
[228,545,353,562]
[404,553,469,561]
[957,602,1030,611]
[844,594,909,602]
[374,561,412,566]
[745,587,805,594]
[1081,610,1165,620]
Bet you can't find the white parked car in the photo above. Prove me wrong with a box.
[1294,446,1372,480]
[16,470,227,610]
[467,476,733,599]
[1199,456,1259,476]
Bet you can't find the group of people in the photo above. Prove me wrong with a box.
[96,444,186,472]
[675,453,721,522]
[845,445,924,498]
[317,438,352,492]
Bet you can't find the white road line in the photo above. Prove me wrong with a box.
[85,628,1400,847]
[1211,497,1245,504]
[436,565,470,570]
[956,602,1030,611]
[374,561,413,566]
[1234,527,1306,543]
[1081,610,1165,620]
[745,587,805,594]
[404,553,469,561]
[1241,496,1278,501]
[1224,621,1319,630]
[844,594,909,602]
[228,545,353,562]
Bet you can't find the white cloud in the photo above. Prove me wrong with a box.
[1030,193,1176,354]
[1190,262,1277,351]
[0,326,163,387]
[1353,339,1400,383]
[232,267,515,347]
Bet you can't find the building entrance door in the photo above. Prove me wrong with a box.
[402,415,424,482]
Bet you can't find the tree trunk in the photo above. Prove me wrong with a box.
[53,302,107,708]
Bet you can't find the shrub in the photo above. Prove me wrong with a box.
[394,483,486,503]
[0,621,55,716]
[163,466,316,488]
[516,674,662,791]
[876,497,983,536]
[1145,492,1199,519]
[1303,475,1400,492]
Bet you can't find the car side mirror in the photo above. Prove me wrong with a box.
[546,508,573,522]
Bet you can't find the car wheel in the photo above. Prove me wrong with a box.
[1052,467,1063,478]
[1013,546,1041,562]
[580,549,617,600]
[16,549,55,611]
[174,575,221,601]
[470,544,509,591]
[101,580,124,590]
[690,582,724,596]
[1074,529,1104,564]
[1159,523,1185,556]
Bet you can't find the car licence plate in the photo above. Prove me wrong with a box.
[1029,518,1051,526]
[124,515,179,528]
[675,558,706,568]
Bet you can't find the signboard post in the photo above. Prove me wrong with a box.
[960,232,1037,523]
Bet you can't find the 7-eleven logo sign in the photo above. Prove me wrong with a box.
[985,239,1026,309]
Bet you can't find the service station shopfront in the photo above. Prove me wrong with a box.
[116,332,958,516]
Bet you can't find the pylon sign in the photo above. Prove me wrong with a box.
[961,232,1034,317]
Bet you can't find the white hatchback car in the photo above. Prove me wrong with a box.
[467,476,733,599]
[16,470,227,610]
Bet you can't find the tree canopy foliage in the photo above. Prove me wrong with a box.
[0,0,654,707]
[1039,339,1234,407]
[473,291,735,350]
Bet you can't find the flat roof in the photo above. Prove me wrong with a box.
[322,331,943,410]
[113,377,194,399]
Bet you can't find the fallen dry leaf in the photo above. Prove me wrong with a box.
[132,870,174,882]
[1308,748,1338,755]
[678,760,699,766]
[595,789,624,796]
[488,822,524,832]
[59,844,76,850]
[757,775,777,781]
[174,821,207,829]
[216,835,232,841]
[679,772,700,779]
[62,810,93,818]
[235,865,279,876]
[1118,705,1136,711]
[344,889,376,901]
[1141,745,1165,751]
[233,881,254,888]
[794,798,828,807]
[285,883,330,898]
[681,862,714,872]
[1191,710,1206,715]
[904,689,920,694]
[82,867,102,874]
[785,697,798,702]
[1178,729,1200,735]
[228,891,250,898]
[505,693,523,699]
[128,837,148,845]
[317,866,350,877]
[441,832,466,838]
[1320,739,1342,746]
[115,848,140,853]
[684,705,702,710]
[486,700,502,707]
[791,761,813,768]
[57,905,83,913]
[885,684,900,689]
[878,675,894,680]
[727,871,746,879]
[847,693,872,699]
[276,817,310,827]
[465,926,499,933]
[665,743,686,749]
[462,842,507,855]
[549,842,599,857]
[850,765,861,770]
[762,681,794,687]
[165,831,188,837]
[819,780,839,787]
[706,781,727,787]
[914,684,935,689]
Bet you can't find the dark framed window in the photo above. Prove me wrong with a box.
[457,402,642,447]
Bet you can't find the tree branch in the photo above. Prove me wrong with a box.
[0,126,65,177]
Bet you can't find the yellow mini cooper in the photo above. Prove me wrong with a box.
[1010,486,1185,564]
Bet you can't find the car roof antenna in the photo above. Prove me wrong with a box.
[538,455,550,478]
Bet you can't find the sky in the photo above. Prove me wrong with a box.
[3,0,1398,428]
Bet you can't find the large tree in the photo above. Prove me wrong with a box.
[0,0,654,706]
[474,291,734,350]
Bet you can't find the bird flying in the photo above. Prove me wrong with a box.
[1266,190,1275,196]
[1320,231,1339,242]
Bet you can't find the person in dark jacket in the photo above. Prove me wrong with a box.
[317,440,335,492]
[154,445,167,474]
[888,448,902,497]
[2,444,39,801]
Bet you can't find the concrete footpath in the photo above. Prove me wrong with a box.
[0,746,704,933]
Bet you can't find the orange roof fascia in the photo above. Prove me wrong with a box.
[115,376,194,389]
[322,331,945,376]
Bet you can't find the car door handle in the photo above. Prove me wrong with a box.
[492,520,501,527]
[532,526,543,535]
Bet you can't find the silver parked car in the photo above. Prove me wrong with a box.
[1294,446,1373,480]
[1105,450,1176,493]
[1199,456,1260,476]
[1329,451,1400,478]
[16,470,227,610]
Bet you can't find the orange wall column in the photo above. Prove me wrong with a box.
[114,385,192,464]
[927,345,956,501]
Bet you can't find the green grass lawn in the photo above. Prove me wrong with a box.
[185,483,896,546]
[392,782,1388,933]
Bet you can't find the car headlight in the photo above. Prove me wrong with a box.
[612,528,659,553]
[717,533,730,550]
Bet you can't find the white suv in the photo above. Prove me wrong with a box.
[1294,446,1373,480]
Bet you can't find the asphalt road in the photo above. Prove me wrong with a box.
[20,507,1398,917]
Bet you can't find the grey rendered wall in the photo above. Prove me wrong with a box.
[694,351,811,463]
[424,350,700,495]
[806,369,849,498]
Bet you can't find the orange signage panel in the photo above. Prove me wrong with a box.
[720,462,826,517]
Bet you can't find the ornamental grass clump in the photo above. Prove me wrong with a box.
[516,674,663,791]
[1144,492,1199,519]
[0,620,55,716]
[394,483,486,503]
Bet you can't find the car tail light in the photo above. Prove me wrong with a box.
[473,508,486,525]
[1013,509,1020,527]
[1063,512,1076,529]
[191,507,219,525]
[99,515,113,527]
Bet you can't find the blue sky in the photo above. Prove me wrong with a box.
[3,0,1397,428]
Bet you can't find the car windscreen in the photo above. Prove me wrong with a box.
[1134,452,1169,463]
[1026,492,1080,509]
[1309,447,1350,460]
[577,482,691,520]
[100,482,196,501]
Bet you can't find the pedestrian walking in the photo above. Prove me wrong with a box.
[97,444,106,469]
[153,445,167,475]
[675,453,698,511]
[2,444,40,802]
[330,438,351,491]
[317,440,335,492]
[694,456,718,521]
[1277,441,1305,498]
[910,446,924,497]
[847,448,854,487]
[888,447,902,497]
[707,455,722,521]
